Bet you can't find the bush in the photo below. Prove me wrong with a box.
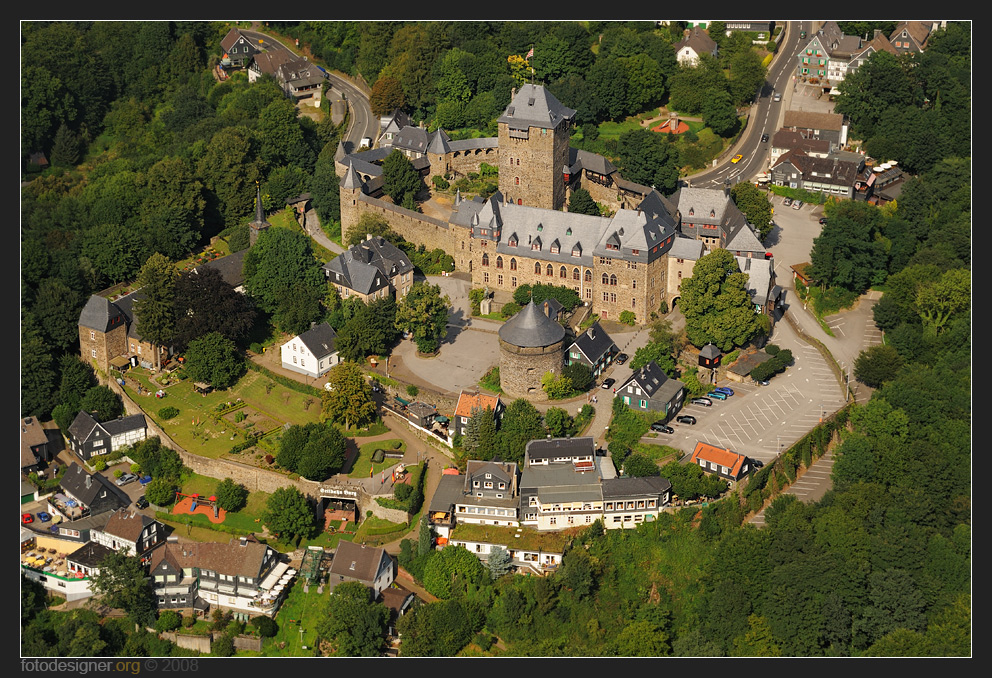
[764,344,780,356]
[432,175,450,190]
[251,615,277,638]
[212,633,235,657]
[113,469,123,479]
[500,301,521,318]
[394,483,413,502]
[619,310,636,326]
[155,610,183,632]
[372,449,385,463]
[474,633,495,651]
[392,440,403,449]
[158,406,179,420]
[406,384,419,397]
[92,458,107,472]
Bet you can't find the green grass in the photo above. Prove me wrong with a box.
[635,442,681,463]
[349,439,406,478]
[248,579,330,657]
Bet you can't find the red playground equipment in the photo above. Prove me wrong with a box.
[174,492,221,519]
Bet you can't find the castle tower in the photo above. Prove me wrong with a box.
[248,181,270,247]
[497,84,575,211]
[498,300,566,400]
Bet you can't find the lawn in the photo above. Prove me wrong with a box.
[348,439,407,478]
[233,579,331,657]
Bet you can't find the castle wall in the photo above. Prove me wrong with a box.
[498,338,565,400]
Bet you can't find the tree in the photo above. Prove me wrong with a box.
[728,47,767,106]
[622,453,660,477]
[568,187,599,216]
[134,253,177,372]
[541,371,573,399]
[277,422,347,480]
[854,344,904,388]
[242,228,325,329]
[144,477,177,507]
[139,155,206,260]
[33,278,84,353]
[21,314,57,418]
[197,125,261,232]
[678,249,765,351]
[617,128,680,195]
[321,361,377,430]
[215,478,249,512]
[317,581,390,656]
[172,267,256,352]
[155,610,182,632]
[370,75,406,117]
[496,399,546,464]
[914,268,970,337]
[543,407,572,438]
[563,362,593,392]
[629,342,678,377]
[422,545,489,599]
[464,405,497,457]
[701,89,739,138]
[90,550,157,627]
[382,150,422,209]
[80,385,124,422]
[50,122,81,168]
[487,545,513,579]
[395,281,450,354]
[730,181,774,241]
[335,297,399,362]
[808,201,889,293]
[263,487,316,544]
[183,332,245,389]
[346,213,398,247]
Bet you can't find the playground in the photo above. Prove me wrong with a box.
[171,492,227,524]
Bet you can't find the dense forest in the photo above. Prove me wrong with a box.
[21,21,970,657]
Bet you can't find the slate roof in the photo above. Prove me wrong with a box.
[150,538,273,579]
[668,236,705,260]
[498,300,565,348]
[102,414,148,437]
[771,130,831,156]
[525,436,595,463]
[618,361,677,400]
[250,49,295,77]
[67,541,117,569]
[429,473,470,513]
[21,417,48,468]
[890,21,933,51]
[329,540,391,584]
[772,149,862,188]
[735,255,775,307]
[324,236,412,296]
[277,58,324,90]
[296,322,338,360]
[67,411,101,444]
[569,322,616,364]
[194,249,246,289]
[601,475,672,498]
[78,295,127,333]
[566,148,617,177]
[60,462,131,508]
[220,27,257,54]
[674,27,718,57]
[520,462,602,504]
[498,83,576,131]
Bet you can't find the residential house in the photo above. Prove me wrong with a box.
[769,129,831,167]
[794,21,897,94]
[674,27,718,66]
[615,360,686,420]
[90,509,164,565]
[65,541,117,579]
[446,523,567,574]
[78,291,168,375]
[193,249,247,293]
[855,161,908,205]
[689,441,754,483]
[274,58,324,101]
[379,109,412,148]
[327,540,395,598]
[735,254,784,320]
[566,321,617,377]
[429,460,521,541]
[323,235,415,303]
[21,416,52,475]
[220,27,261,68]
[453,391,504,438]
[149,536,287,617]
[673,186,767,258]
[247,49,294,84]
[601,476,672,529]
[58,463,132,520]
[770,149,864,199]
[280,322,339,379]
[781,110,847,152]
[889,21,936,55]
[67,411,147,463]
[519,437,607,531]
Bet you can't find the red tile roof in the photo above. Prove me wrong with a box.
[690,442,747,478]
[454,391,501,419]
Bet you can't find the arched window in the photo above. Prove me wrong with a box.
[482,253,489,267]
[610,274,617,286]
[632,279,637,289]
[510,258,517,271]
[535,262,542,274]
[602,273,609,285]
[573,268,580,281]
[559,266,566,278]
[585,270,592,282]
[546,264,553,276]
[515,177,519,185]
[496,256,503,269]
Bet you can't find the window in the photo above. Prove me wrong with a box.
[534,262,541,274]
[497,274,503,285]
[496,256,503,269]
[573,268,580,280]
[603,292,609,302]
[640,400,647,408]
[602,273,609,285]
[610,274,617,286]
[90,330,95,340]
[91,349,97,358]
[585,270,592,282]
[483,272,489,283]
[632,279,637,289]
[559,266,566,278]
[510,258,517,270]
[546,264,553,276]
[632,298,636,308]
[585,288,591,299]
[511,276,517,287]
[515,177,519,185]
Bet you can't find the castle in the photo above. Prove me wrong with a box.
[337,83,772,325]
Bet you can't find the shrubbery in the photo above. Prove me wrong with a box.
[158,406,179,420]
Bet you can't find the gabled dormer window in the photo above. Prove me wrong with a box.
[536,224,543,232]
[566,227,572,236]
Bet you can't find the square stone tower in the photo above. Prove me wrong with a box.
[498,84,575,212]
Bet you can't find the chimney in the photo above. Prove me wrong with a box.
[511,87,516,99]
[589,327,596,340]
[85,475,92,489]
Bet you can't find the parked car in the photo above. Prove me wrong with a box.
[37,512,51,522]
[116,473,139,487]
[691,398,712,407]
[706,391,728,400]
[783,197,792,206]
[601,378,616,390]
[22,513,33,525]
[651,422,674,434]
[819,217,828,224]
[792,200,804,210]
[135,496,150,509]
[760,133,769,143]
[755,379,770,386]
[752,459,765,468]
[614,353,628,365]
[595,448,606,457]
[712,387,734,396]
[139,475,152,486]
[676,415,697,425]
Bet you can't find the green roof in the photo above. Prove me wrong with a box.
[449,522,585,553]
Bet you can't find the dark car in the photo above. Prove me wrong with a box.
[752,459,765,468]
[135,496,150,509]
[783,197,792,207]
[601,378,616,390]
[691,398,712,407]
[614,353,628,365]
[139,475,152,486]
[651,422,674,434]
[819,217,828,224]
[595,448,606,457]
[676,415,697,425]
[761,133,769,143]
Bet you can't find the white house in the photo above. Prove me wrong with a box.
[280,322,339,379]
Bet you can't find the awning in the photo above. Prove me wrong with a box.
[258,561,290,590]
[110,356,130,369]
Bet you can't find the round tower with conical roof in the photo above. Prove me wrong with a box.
[498,300,566,399]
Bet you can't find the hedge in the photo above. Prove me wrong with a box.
[245,361,323,397]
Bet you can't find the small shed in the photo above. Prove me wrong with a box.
[405,402,437,428]
[699,344,722,368]
[193,382,213,395]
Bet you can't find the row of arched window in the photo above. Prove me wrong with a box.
[480,255,593,282]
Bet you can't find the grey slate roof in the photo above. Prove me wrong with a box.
[68,411,100,444]
[618,361,671,398]
[674,27,718,56]
[601,475,672,498]
[567,148,616,177]
[771,130,831,156]
[429,473,469,513]
[78,295,127,333]
[102,509,156,542]
[569,322,616,364]
[195,249,246,289]
[735,255,775,307]
[498,300,565,348]
[67,541,117,569]
[296,322,337,359]
[60,462,131,508]
[329,540,390,584]
[525,436,595,463]
[324,236,412,296]
[102,414,147,437]
[498,83,575,131]
[668,236,705,260]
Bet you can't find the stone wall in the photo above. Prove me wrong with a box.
[341,192,456,257]
[498,338,565,400]
[498,119,570,211]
